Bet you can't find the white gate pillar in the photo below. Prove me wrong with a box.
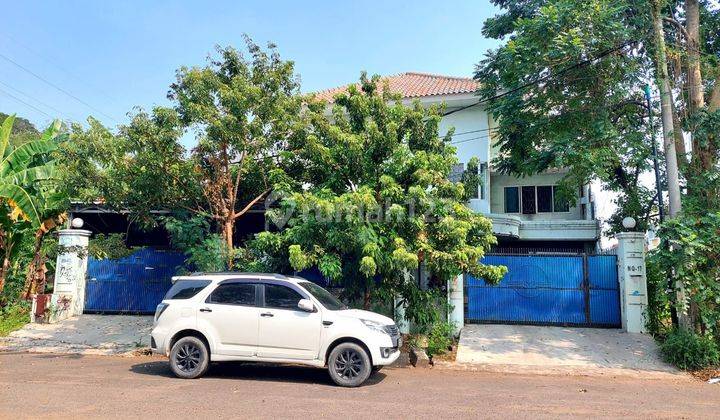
[394,295,410,334]
[51,228,91,321]
[615,231,648,333]
[447,274,464,336]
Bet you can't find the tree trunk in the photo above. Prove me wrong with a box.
[223,217,234,269]
[363,289,371,310]
[0,255,9,294]
[686,0,704,113]
[651,1,682,218]
[670,100,688,169]
[685,0,716,176]
[652,0,691,330]
[22,232,46,300]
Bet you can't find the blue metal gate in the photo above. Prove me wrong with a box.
[85,248,186,313]
[466,254,620,327]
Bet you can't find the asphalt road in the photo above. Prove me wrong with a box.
[0,353,716,419]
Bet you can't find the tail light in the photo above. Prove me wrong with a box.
[154,303,169,321]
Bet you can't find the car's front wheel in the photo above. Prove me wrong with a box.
[169,336,209,379]
[327,342,372,387]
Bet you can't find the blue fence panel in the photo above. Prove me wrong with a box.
[467,255,585,325]
[466,254,620,327]
[85,248,186,313]
[587,255,621,326]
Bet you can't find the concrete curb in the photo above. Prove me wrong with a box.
[432,360,686,380]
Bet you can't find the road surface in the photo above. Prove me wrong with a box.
[0,353,715,419]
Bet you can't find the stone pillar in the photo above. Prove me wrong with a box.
[447,274,464,336]
[51,229,91,321]
[394,295,410,334]
[616,232,648,333]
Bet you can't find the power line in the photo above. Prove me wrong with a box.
[0,51,118,122]
[0,32,122,107]
[450,134,493,145]
[0,79,72,120]
[0,85,53,119]
[446,39,639,117]
[438,127,495,139]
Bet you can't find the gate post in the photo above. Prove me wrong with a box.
[49,227,91,322]
[615,231,648,333]
[447,274,464,336]
[394,295,410,334]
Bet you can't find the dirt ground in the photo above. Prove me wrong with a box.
[0,352,716,419]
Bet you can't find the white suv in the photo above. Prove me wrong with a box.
[151,273,401,387]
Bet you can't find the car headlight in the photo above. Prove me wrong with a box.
[361,319,388,335]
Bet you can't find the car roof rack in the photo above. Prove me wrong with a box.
[185,272,288,279]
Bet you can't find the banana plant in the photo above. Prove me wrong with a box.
[0,114,67,294]
[0,115,64,227]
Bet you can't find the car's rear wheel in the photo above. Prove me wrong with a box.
[327,342,371,387]
[169,336,209,379]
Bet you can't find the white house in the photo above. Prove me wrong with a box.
[315,72,600,252]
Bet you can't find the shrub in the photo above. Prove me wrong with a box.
[426,321,455,356]
[0,301,30,336]
[184,234,229,272]
[660,328,720,371]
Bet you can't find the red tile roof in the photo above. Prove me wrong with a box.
[313,72,478,102]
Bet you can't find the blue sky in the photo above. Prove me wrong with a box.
[1,1,500,131]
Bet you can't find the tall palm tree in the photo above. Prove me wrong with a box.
[0,114,66,293]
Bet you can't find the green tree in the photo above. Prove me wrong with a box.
[0,112,40,146]
[165,37,306,265]
[479,0,720,335]
[0,115,67,294]
[57,117,125,205]
[58,38,305,271]
[255,74,505,321]
[476,0,655,232]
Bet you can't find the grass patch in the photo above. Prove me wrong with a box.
[0,303,30,337]
[660,328,720,371]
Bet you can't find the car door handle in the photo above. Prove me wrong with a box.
[260,312,274,317]
[199,308,212,313]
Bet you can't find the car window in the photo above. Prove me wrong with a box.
[164,280,211,300]
[297,281,347,311]
[207,283,256,306]
[264,284,304,310]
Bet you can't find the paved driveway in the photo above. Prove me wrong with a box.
[0,315,153,355]
[455,325,677,376]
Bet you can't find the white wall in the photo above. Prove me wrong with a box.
[438,106,492,213]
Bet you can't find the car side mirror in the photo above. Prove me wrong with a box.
[298,299,315,312]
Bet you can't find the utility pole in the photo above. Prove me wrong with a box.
[644,85,664,224]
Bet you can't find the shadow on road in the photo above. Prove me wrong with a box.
[129,360,388,387]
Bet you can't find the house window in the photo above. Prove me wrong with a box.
[521,186,536,214]
[503,185,574,214]
[537,186,553,213]
[553,186,570,212]
[504,187,519,213]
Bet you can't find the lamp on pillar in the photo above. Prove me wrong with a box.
[622,217,636,230]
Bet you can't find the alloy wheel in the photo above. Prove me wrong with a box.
[175,343,201,372]
[334,348,363,379]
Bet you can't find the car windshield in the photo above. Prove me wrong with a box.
[297,281,347,311]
